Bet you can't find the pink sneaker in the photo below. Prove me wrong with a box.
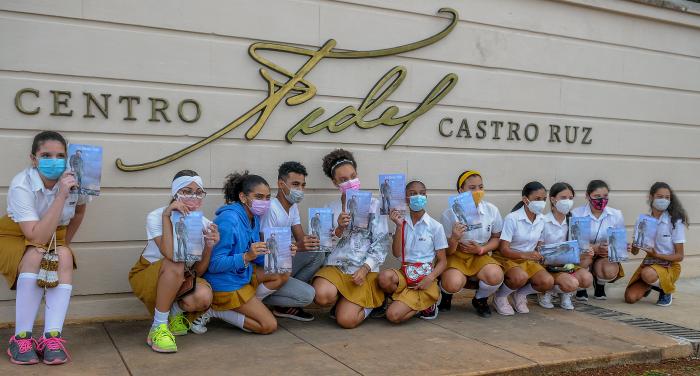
[513,293,530,314]
[493,296,515,316]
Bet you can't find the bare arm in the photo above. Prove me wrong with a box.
[649,243,684,263]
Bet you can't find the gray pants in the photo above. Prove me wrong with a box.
[263,251,325,307]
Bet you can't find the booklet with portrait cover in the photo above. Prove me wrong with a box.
[607,227,628,262]
[378,173,406,215]
[171,211,204,263]
[448,192,482,230]
[569,216,592,252]
[68,143,103,196]
[633,214,658,251]
[263,226,292,274]
[345,189,372,230]
[540,240,581,266]
[309,208,333,252]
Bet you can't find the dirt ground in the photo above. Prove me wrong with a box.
[547,357,700,376]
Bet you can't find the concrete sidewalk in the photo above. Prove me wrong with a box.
[0,294,693,376]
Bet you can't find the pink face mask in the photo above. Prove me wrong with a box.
[338,178,361,193]
[590,197,609,211]
[248,199,271,216]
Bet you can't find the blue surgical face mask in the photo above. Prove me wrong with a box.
[409,194,427,212]
[282,182,304,204]
[37,158,66,180]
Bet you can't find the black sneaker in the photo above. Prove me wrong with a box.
[370,298,389,319]
[471,297,492,318]
[593,283,607,300]
[437,293,452,312]
[416,304,439,320]
[273,307,315,322]
[575,289,589,302]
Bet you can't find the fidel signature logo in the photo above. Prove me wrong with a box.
[116,8,458,171]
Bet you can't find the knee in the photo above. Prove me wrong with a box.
[506,273,528,288]
[385,307,404,324]
[193,288,213,311]
[300,285,316,306]
[558,277,579,293]
[259,318,278,334]
[313,288,335,307]
[441,271,465,293]
[624,289,640,304]
[481,266,504,286]
[336,313,361,329]
[377,270,397,293]
[535,275,555,291]
[161,261,185,279]
[640,267,658,284]
[578,272,593,289]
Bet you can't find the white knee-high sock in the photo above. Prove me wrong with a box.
[475,280,502,299]
[15,273,44,335]
[551,285,564,295]
[255,284,276,300]
[211,309,247,331]
[44,284,72,334]
[495,284,515,298]
[516,283,538,296]
[152,308,169,329]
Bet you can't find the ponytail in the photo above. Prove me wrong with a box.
[223,171,269,204]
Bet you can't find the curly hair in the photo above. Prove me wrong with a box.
[278,161,308,180]
[222,170,269,204]
[321,149,356,179]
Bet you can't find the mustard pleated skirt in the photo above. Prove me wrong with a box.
[446,251,502,277]
[389,269,439,311]
[314,266,385,308]
[627,260,681,294]
[492,252,545,279]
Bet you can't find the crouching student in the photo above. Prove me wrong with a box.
[625,182,688,307]
[129,170,218,353]
[377,180,447,323]
[439,170,504,317]
[198,172,290,334]
[571,180,625,300]
[261,161,323,321]
[537,182,593,311]
[312,149,389,329]
[2,131,89,365]
[493,181,554,315]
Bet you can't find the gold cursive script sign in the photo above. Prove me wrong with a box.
[116,8,459,171]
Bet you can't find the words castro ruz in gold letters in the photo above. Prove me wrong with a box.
[12,8,591,172]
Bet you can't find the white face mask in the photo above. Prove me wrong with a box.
[554,199,574,215]
[652,198,670,211]
[526,199,546,215]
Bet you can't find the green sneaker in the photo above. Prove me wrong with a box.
[168,313,190,336]
[147,324,177,353]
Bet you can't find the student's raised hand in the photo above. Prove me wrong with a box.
[337,212,351,230]
[204,223,219,249]
[57,171,77,199]
[451,222,466,241]
[351,264,370,286]
[290,243,298,257]
[389,209,403,226]
[163,200,190,217]
[244,241,268,262]
[303,235,320,251]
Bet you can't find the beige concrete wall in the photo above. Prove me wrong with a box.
[0,0,698,302]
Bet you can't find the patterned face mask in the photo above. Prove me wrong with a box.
[590,197,608,211]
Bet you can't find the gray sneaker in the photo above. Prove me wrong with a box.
[37,331,70,365]
[7,332,39,365]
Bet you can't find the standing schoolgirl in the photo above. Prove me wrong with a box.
[1,131,89,365]
[624,182,688,306]
[128,170,219,353]
[493,182,554,315]
[439,170,505,317]
[312,149,389,329]
[377,180,448,322]
[571,180,625,300]
[537,183,593,310]
[197,172,290,334]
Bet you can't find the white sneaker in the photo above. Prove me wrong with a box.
[493,296,515,316]
[538,292,554,309]
[190,308,213,334]
[560,293,575,310]
[513,293,530,314]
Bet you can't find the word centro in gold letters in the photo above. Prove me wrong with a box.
[15,89,201,123]
[115,8,459,172]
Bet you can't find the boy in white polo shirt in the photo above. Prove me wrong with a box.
[260,161,324,321]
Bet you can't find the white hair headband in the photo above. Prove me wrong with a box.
[171,175,204,197]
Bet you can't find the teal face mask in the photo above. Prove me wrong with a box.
[37,158,66,180]
[409,194,427,212]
